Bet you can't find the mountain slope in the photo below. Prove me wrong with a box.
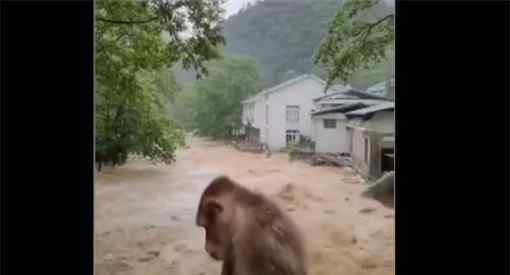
[223,0,394,88]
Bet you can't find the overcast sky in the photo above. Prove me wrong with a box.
[222,0,394,18]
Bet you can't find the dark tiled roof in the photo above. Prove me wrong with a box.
[345,102,394,118]
[311,102,368,116]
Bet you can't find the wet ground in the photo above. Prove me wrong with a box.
[95,137,394,275]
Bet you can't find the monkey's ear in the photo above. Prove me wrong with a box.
[206,201,223,216]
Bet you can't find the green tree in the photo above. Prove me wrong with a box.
[155,66,180,103]
[179,58,262,139]
[314,0,394,89]
[167,86,196,131]
[95,0,225,169]
[221,0,393,88]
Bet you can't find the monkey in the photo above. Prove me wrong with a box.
[196,175,307,275]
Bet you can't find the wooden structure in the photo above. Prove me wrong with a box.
[346,105,394,180]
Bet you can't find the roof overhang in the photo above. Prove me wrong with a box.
[311,102,367,116]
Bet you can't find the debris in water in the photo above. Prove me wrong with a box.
[147,251,160,258]
[138,256,154,263]
[351,236,357,244]
[361,260,378,269]
[362,171,394,208]
[324,209,335,215]
[343,177,360,184]
[359,207,376,214]
[104,253,114,261]
[174,243,187,252]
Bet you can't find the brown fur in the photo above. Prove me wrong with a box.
[196,175,307,275]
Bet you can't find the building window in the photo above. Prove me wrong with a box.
[323,119,336,129]
[286,130,300,145]
[286,105,300,123]
[364,137,369,164]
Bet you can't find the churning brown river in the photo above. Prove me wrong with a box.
[95,136,394,275]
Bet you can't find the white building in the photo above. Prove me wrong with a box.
[345,102,395,179]
[241,74,329,151]
[310,89,387,154]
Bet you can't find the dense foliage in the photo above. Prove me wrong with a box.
[95,0,225,169]
[314,0,394,89]
[221,0,393,89]
[223,0,338,87]
[170,58,262,139]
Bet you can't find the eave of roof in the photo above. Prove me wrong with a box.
[312,102,368,116]
[242,73,328,104]
[345,102,394,118]
[315,99,388,107]
[313,89,388,103]
[313,90,360,102]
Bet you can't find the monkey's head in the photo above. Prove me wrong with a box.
[196,176,238,261]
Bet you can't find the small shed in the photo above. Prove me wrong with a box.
[311,103,368,154]
[345,103,394,180]
[309,87,387,154]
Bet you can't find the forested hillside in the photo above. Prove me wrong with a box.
[222,0,394,89]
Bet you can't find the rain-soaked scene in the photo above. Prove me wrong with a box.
[95,0,395,275]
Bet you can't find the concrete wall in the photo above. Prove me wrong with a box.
[361,111,394,133]
[350,110,394,179]
[253,96,266,142]
[312,113,350,154]
[351,128,370,177]
[240,75,330,151]
[264,77,325,150]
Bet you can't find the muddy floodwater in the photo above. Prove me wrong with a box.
[95,137,394,275]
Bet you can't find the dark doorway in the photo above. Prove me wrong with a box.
[381,148,394,172]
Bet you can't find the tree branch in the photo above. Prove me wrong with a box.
[357,13,393,46]
[353,13,394,37]
[96,16,159,24]
[369,14,394,29]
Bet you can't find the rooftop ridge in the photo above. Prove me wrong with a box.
[242,73,327,104]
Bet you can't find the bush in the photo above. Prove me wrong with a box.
[287,144,299,161]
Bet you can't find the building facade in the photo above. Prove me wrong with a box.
[346,104,395,180]
[310,88,388,154]
[241,74,328,151]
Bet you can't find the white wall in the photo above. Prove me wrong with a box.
[349,111,394,178]
[361,111,394,133]
[265,77,325,150]
[351,128,369,175]
[240,75,327,150]
[312,113,350,154]
[252,96,266,141]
